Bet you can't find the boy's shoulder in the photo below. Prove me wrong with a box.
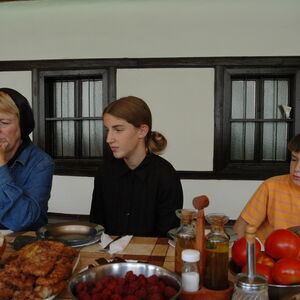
[264,174,290,188]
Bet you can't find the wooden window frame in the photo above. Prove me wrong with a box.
[33,68,115,176]
[214,67,300,179]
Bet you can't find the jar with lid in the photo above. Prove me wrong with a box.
[204,213,229,290]
[181,249,200,292]
[174,209,197,274]
[231,273,268,300]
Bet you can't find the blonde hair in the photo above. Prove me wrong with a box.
[103,96,167,154]
[0,91,20,119]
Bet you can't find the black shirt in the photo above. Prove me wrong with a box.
[90,154,183,237]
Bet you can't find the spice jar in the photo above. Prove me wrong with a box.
[181,249,200,292]
[204,213,229,290]
[174,209,197,274]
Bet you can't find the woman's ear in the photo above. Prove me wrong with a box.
[138,124,149,138]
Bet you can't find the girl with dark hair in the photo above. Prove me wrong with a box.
[90,96,183,237]
[0,88,54,231]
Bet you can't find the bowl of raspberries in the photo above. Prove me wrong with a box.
[68,262,182,299]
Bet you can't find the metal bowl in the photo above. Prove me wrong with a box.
[68,262,182,299]
[269,283,300,300]
[229,259,300,300]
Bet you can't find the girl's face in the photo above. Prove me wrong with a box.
[103,113,148,161]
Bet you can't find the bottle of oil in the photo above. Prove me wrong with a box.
[174,209,197,274]
[204,213,229,290]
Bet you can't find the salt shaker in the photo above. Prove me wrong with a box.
[181,249,200,292]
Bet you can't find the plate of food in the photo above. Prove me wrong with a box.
[0,240,80,299]
[36,221,104,247]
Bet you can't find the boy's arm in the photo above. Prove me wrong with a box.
[233,216,248,238]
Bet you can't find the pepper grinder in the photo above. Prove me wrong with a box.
[192,195,209,284]
[232,225,268,300]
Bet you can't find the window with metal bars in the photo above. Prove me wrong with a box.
[35,69,112,176]
[45,79,103,159]
[214,67,300,179]
[230,77,291,162]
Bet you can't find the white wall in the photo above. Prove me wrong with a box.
[0,0,299,59]
[117,68,214,171]
[1,0,297,218]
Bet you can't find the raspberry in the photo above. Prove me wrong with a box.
[147,275,159,284]
[124,296,139,300]
[111,294,123,300]
[148,284,160,294]
[135,287,147,299]
[148,293,164,300]
[164,286,177,298]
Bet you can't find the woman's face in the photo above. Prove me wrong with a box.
[0,111,22,161]
[103,113,148,161]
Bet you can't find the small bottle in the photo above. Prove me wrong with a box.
[204,213,229,290]
[181,249,200,292]
[174,209,197,274]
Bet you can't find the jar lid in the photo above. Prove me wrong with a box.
[235,273,268,291]
[181,249,200,262]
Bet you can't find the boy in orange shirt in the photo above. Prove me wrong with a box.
[233,134,300,242]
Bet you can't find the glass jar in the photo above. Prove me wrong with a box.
[181,249,200,292]
[231,273,269,300]
[174,209,197,274]
[204,213,229,290]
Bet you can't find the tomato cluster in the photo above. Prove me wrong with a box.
[74,271,178,300]
[232,229,300,285]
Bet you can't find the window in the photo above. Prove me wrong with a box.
[214,67,300,179]
[24,57,300,179]
[34,69,114,176]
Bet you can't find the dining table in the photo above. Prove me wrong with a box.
[1,231,177,300]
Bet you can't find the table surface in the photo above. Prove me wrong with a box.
[2,232,176,300]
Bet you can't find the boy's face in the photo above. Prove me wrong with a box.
[290,151,300,186]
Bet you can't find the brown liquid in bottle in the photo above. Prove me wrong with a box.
[204,241,229,290]
[175,236,195,274]
[204,214,229,290]
[174,209,196,274]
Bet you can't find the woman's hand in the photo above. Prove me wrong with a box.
[0,140,8,166]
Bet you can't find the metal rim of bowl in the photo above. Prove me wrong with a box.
[68,262,182,299]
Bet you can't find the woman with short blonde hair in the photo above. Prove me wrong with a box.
[0,88,54,231]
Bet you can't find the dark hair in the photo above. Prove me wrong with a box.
[103,96,167,154]
[288,133,300,152]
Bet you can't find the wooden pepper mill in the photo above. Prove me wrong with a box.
[180,195,234,300]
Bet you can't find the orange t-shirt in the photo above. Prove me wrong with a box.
[240,174,300,242]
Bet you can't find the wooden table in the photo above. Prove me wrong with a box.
[2,232,175,300]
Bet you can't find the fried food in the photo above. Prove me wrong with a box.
[0,240,79,300]
[19,241,65,277]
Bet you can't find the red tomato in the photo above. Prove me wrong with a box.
[231,237,261,267]
[265,229,300,260]
[271,258,300,285]
[242,263,274,284]
[257,253,276,268]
